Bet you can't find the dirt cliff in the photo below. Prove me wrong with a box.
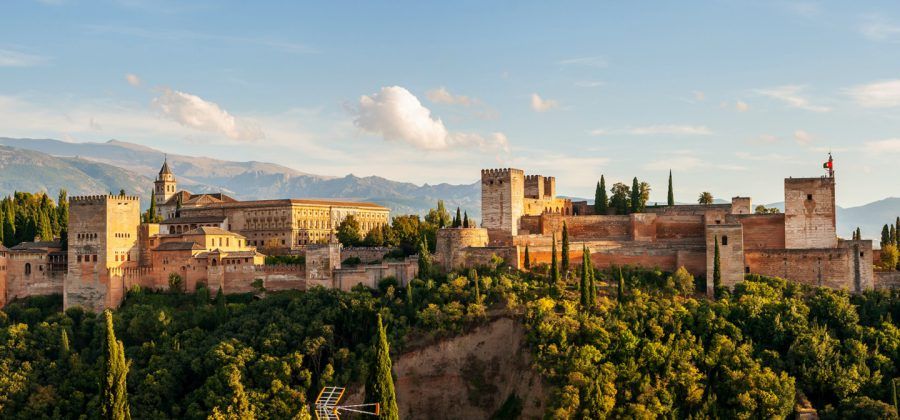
[392,317,546,419]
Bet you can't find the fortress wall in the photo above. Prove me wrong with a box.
[745,248,855,291]
[630,213,658,241]
[341,247,394,263]
[784,177,837,249]
[435,228,490,269]
[645,204,732,216]
[676,250,707,278]
[876,271,900,290]
[451,246,519,270]
[520,215,541,234]
[541,215,631,239]
[655,215,706,239]
[706,224,745,294]
[739,214,786,250]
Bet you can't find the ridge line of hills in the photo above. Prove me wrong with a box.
[0,137,897,241]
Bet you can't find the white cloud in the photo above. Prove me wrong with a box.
[864,138,900,154]
[558,56,608,68]
[860,15,900,41]
[530,93,559,112]
[735,100,750,112]
[592,125,713,136]
[426,87,474,106]
[794,130,814,145]
[846,79,900,108]
[152,88,264,141]
[756,85,830,112]
[0,48,48,67]
[693,91,706,101]
[353,86,508,152]
[125,73,142,87]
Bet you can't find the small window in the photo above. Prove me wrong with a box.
[24,263,31,276]
[722,236,728,246]
[745,266,750,274]
[860,252,864,257]
[806,194,813,200]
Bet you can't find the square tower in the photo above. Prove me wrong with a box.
[524,175,545,199]
[66,194,141,311]
[481,168,525,236]
[784,177,837,249]
[543,176,556,199]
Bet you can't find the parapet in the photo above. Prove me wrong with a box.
[70,194,141,205]
[481,168,524,179]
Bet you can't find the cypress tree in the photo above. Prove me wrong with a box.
[713,236,722,298]
[550,233,559,286]
[597,176,608,215]
[0,206,4,245]
[617,267,625,302]
[855,227,862,240]
[667,170,675,206]
[892,378,898,416]
[892,225,897,246]
[463,211,469,228]
[630,177,640,214]
[594,181,602,215]
[883,225,891,247]
[215,287,226,316]
[417,235,432,278]
[60,329,70,361]
[588,257,596,304]
[455,207,462,228]
[561,222,570,276]
[100,310,131,420]
[366,314,399,420]
[37,210,53,241]
[524,245,531,269]
[579,246,588,308]
[896,217,900,244]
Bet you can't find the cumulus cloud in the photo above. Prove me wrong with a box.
[125,73,142,87]
[353,86,508,152]
[794,129,813,145]
[735,100,750,112]
[865,138,900,154]
[426,87,474,106]
[591,125,713,136]
[756,85,830,112]
[152,88,264,141]
[0,48,48,67]
[530,93,559,112]
[846,79,900,108]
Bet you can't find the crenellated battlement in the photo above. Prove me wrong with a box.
[254,264,305,273]
[481,168,523,179]
[107,266,154,276]
[70,194,141,204]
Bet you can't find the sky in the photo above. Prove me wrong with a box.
[1,0,900,207]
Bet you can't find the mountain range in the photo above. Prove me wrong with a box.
[0,137,896,242]
[0,137,479,217]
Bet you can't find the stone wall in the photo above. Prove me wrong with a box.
[540,214,631,239]
[784,177,837,249]
[332,258,418,291]
[341,247,395,264]
[4,251,64,304]
[481,168,524,236]
[876,271,900,290]
[731,197,752,214]
[435,228,489,270]
[655,215,705,239]
[744,247,867,292]
[739,214,785,250]
[706,224,745,295]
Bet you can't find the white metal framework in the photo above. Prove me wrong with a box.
[313,386,380,419]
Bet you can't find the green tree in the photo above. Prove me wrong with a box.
[425,200,451,229]
[595,176,608,215]
[883,224,891,247]
[713,235,722,297]
[630,177,641,213]
[699,191,714,205]
[36,210,52,241]
[617,267,625,302]
[609,182,630,215]
[881,244,899,271]
[561,222,570,276]
[454,207,462,228]
[550,233,559,287]
[580,245,592,309]
[336,215,362,246]
[667,170,674,206]
[57,189,68,249]
[463,211,469,228]
[366,314,399,420]
[417,235,432,278]
[100,310,131,420]
[892,225,897,246]
[363,225,385,247]
[524,245,531,270]
[209,366,256,419]
[60,329,70,361]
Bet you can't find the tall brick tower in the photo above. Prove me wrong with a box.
[65,194,141,311]
[784,161,837,249]
[481,168,525,236]
[154,158,176,216]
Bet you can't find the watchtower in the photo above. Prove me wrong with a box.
[481,168,525,236]
[784,177,836,249]
[154,158,177,214]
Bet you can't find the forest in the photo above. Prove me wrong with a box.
[0,257,898,418]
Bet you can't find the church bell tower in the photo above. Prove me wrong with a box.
[154,158,176,216]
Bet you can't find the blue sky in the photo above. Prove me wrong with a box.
[2,0,900,206]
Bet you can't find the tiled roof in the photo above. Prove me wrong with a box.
[153,242,203,251]
[182,226,245,238]
[160,215,227,225]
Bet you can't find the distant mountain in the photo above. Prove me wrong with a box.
[0,138,480,216]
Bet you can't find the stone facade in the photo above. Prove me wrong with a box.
[438,166,881,294]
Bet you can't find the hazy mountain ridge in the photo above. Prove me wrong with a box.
[0,138,480,215]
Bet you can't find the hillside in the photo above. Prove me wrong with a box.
[0,137,480,215]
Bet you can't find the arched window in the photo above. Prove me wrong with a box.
[24,263,31,276]
[211,259,218,266]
